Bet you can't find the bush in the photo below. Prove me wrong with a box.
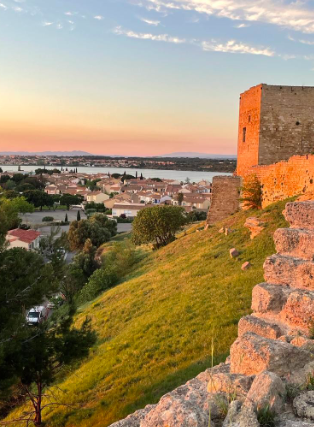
[241,174,262,210]
[42,216,54,222]
[79,267,118,303]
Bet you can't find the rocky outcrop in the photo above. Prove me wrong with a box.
[110,201,314,427]
[244,217,265,239]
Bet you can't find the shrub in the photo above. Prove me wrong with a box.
[79,267,118,303]
[42,216,54,222]
[240,174,262,210]
[257,405,276,427]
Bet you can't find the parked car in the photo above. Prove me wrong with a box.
[26,306,48,326]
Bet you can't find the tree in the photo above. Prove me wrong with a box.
[140,173,144,180]
[0,167,2,173]
[77,210,81,221]
[39,226,67,279]
[3,315,96,426]
[241,174,262,210]
[67,214,116,250]
[65,213,68,223]
[177,192,184,206]
[60,193,83,210]
[132,206,186,249]
[0,196,34,230]
[24,190,54,211]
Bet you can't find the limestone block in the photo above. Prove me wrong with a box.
[230,248,240,258]
[241,262,251,271]
[244,371,285,413]
[222,401,259,427]
[251,283,289,313]
[280,289,314,330]
[230,332,313,377]
[244,217,264,239]
[264,255,314,290]
[284,201,314,230]
[238,316,283,340]
[293,391,314,421]
[207,372,253,398]
[110,405,156,427]
[274,228,314,261]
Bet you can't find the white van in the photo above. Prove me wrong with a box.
[26,306,48,326]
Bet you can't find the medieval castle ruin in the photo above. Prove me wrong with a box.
[207,84,314,225]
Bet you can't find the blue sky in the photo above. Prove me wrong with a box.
[1,0,314,155]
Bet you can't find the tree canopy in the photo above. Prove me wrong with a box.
[132,206,186,249]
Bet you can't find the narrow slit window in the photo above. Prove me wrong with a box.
[243,127,247,143]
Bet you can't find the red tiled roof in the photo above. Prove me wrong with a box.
[8,229,41,244]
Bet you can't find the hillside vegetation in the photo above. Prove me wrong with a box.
[6,200,291,427]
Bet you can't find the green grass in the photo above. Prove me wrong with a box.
[5,200,290,427]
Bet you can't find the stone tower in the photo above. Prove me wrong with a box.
[237,84,314,177]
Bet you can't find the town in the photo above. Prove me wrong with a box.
[0,154,237,173]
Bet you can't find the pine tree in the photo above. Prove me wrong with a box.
[65,213,68,223]
[77,210,81,221]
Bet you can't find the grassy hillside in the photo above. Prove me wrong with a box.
[7,200,290,427]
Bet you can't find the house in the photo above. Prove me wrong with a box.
[6,229,41,250]
[112,203,146,218]
[86,192,110,204]
[45,184,60,195]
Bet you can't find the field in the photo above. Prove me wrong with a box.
[6,200,291,427]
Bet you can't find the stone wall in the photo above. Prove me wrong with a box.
[237,84,314,177]
[110,201,314,427]
[259,86,314,166]
[249,154,314,207]
[206,176,241,225]
[237,84,262,177]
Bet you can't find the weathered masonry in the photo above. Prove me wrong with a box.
[237,84,314,177]
[206,176,241,225]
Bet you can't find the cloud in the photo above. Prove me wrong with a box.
[235,23,250,29]
[136,0,314,34]
[12,5,23,12]
[42,21,53,26]
[288,34,314,45]
[113,26,185,43]
[201,39,275,56]
[113,25,274,56]
[94,15,104,20]
[0,3,7,10]
[140,17,160,25]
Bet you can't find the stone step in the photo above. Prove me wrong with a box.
[274,228,314,261]
[284,201,314,230]
[251,282,290,314]
[280,289,314,332]
[264,254,314,290]
[238,315,284,340]
[230,332,313,377]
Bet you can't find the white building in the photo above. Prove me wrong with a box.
[112,203,146,218]
[6,229,41,250]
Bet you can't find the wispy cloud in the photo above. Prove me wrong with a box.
[201,39,274,56]
[114,25,274,56]
[42,21,53,26]
[94,15,104,20]
[0,3,7,10]
[235,23,250,29]
[136,0,314,34]
[113,26,185,43]
[288,34,314,45]
[140,16,160,26]
[12,5,23,12]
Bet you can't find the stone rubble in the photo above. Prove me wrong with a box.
[109,201,314,427]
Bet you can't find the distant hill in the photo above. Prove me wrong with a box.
[0,151,92,156]
[160,152,237,159]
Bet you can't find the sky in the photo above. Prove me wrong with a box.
[1,0,314,156]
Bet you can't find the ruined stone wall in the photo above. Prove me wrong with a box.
[259,85,314,166]
[206,176,241,225]
[236,84,262,177]
[236,84,314,178]
[249,154,314,207]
